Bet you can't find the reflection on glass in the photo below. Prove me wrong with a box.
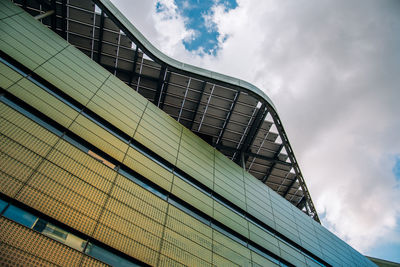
[3,205,38,228]
[86,242,140,267]
[88,150,116,169]
[33,218,86,252]
[0,199,7,214]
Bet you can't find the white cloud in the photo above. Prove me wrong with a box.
[151,0,197,56]
[202,11,216,33]
[111,0,400,255]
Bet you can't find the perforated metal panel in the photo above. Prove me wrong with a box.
[0,217,108,267]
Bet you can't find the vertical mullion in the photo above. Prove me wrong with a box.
[197,84,215,132]
[177,77,191,122]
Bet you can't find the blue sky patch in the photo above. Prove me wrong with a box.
[366,236,400,263]
[393,156,400,182]
[156,0,238,55]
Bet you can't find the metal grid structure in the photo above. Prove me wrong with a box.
[13,0,320,222]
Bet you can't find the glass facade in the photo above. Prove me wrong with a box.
[0,1,375,266]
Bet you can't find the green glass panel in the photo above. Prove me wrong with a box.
[113,174,168,215]
[175,160,213,188]
[0,0,23,19]
[248,222,280,256]
[7,78,79,128]
[0,61,23,89]
[251,251,280,267]
[146,103,182,133]
[123,147,173,192]
[214,183,247,211]
[171,178,213,216]
[0,11,67,70]
[162,227,212,264]
[213,230,251,266]
[278,241,307,267]
[69,115,128,162]
[213,201,249,238]
[165,211,212,250]
[178,144,213,169]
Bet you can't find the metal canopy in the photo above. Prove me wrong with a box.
[14,0,320,222]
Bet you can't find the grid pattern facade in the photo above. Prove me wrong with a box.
[0,1,375,266]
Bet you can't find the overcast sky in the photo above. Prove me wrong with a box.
[110,0,400,262]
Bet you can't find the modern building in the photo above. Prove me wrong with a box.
[0,0,376,266]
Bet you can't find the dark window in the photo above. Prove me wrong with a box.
[0,199,8,214]
[86,243,140,267]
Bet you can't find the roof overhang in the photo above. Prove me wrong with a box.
[14,0,320,222]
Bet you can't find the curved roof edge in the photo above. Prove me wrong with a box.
[97,0,276,112]
[95,0,320,223]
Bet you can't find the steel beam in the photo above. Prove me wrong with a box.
[61,0,67,39]
[35,0,51,10]
[215,91,239,147]
[269,108,320,222]
[296,196,306,210]
[247,152,291,167]
[240,152,246,170]
[188,81,207,130]
[197,84,215,132]
[261,166,274,183]
[128,47,139,86]
[218,145,290,167]
[50,0,56,31]
[100,64,158,83]
[153,64,167,106]
[177,77,191,122]
[261,144,284,183]
[233,102,268,163]
[158,71,171,110]
[34,10,54,20]
[96,11,105,63]
[282,177,298,198]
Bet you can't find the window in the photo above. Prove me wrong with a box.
[86,243,140,267]
[33,219,86,252]
[0,199,8,214]
[3,205,38,228]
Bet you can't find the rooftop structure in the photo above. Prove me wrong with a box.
[11,0,319,221]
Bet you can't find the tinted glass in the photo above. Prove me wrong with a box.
[3,205,37,228]
[0,199,8,214]
[86,243,140,267]
[33,219,86,252]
